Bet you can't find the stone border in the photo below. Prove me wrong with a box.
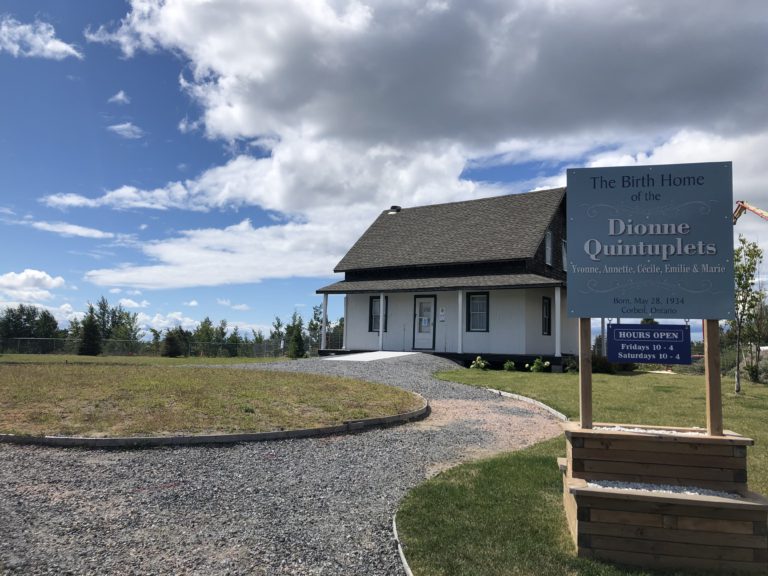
[0,394,430,449]
[392,513,415,576]
[486,388,568,421]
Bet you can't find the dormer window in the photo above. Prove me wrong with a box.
[545,229,553,266]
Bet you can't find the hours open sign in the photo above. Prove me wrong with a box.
[607,324,691,364]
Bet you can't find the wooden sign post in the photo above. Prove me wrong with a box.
[578,317,592,429]
[703,318,723,436]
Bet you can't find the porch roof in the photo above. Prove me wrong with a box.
[316,273,562,294]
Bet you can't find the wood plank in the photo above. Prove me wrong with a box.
[581,437,738,456]
[705,318,724,436]
[582,459,744,482]
[578,317,592,429]
[587,534,756,562]
[581,547,767,573]
[574,496,768,521]
[579,520,768,549]
[572,447,746,469]
[589,508,662,527]
[676,516,755,535]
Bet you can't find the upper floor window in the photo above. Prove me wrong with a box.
[562,239,568,271]
[545,230,553,266]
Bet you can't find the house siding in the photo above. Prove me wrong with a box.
[345,288,574,355]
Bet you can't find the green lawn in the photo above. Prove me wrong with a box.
[0,361,423,437]
[397,369,768,576]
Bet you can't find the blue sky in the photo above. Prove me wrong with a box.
[1,1,767,340]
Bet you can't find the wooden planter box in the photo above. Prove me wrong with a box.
[564,422,753,495]
[560,423,768,574]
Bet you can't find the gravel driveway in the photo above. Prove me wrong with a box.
[0,354,562,575]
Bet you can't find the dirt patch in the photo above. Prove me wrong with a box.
[415,397,563,476]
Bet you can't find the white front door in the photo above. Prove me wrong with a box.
[413,296,435,350]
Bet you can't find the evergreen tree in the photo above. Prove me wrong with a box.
[78,306,102,356]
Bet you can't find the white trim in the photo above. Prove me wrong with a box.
[343,295,348,350]
[378,292,385,351]
[554,286,562,357]
[457,289,463,354]
[321,293,328,349]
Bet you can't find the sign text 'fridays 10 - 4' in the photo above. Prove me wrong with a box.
[566,162,734,320]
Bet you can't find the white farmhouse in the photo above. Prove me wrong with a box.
[317,187,578,366]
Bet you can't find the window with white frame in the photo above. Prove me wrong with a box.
[542,296,551,335]
[369,296,388,332]
[466,292,489,332]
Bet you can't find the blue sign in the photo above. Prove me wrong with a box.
[607,324,691,364]
[567,162,734,319]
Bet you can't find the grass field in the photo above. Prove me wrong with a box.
[397,369,768,576]
[0,358,422,437]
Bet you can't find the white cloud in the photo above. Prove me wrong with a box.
[218,298,250,311]
[118,298,150,308]
[28,220,115,239]
[183,299,198,307]
[0,207,15,216]
[137,311,198,332]
[107,122,144,139]
[68,1,768,290]
[0,269,66,302]
[0,15,83,60]
[109,288,122,294]
[108,90,131,104]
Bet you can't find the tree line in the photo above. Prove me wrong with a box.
[1,298,342,359]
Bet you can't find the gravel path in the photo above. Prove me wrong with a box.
[0,354,562,575]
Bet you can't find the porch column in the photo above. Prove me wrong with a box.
[342,296,348,350]
[457,290,463,354]
[378,292,385,351]
[554,286,562,357]
[320,293,328,350]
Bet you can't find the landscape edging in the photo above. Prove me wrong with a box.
[486,387,568,421]
[0,393,430,448]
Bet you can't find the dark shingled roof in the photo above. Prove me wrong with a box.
[317,273,561,294]
[334,187,565,272]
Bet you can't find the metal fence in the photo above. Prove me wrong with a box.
[0,330,344,358]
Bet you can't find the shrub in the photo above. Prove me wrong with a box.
[591,353,616,374]
[746,363,760,383]
[564,356,578,373]
[470,356,489,370]
[530,357,545,372]
[503,359,516,371]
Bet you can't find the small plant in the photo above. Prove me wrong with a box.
[470,356,489,370]
[564,356,578,373]
[503,359,516,371]
[530,357,546,372]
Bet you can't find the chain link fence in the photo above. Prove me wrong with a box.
[0,330,344,358]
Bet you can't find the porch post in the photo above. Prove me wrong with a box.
[554,286,562,358]
[321,293,328,350]
[342,296,348,350]
[378,292,385,351]
[457,290,463,354]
